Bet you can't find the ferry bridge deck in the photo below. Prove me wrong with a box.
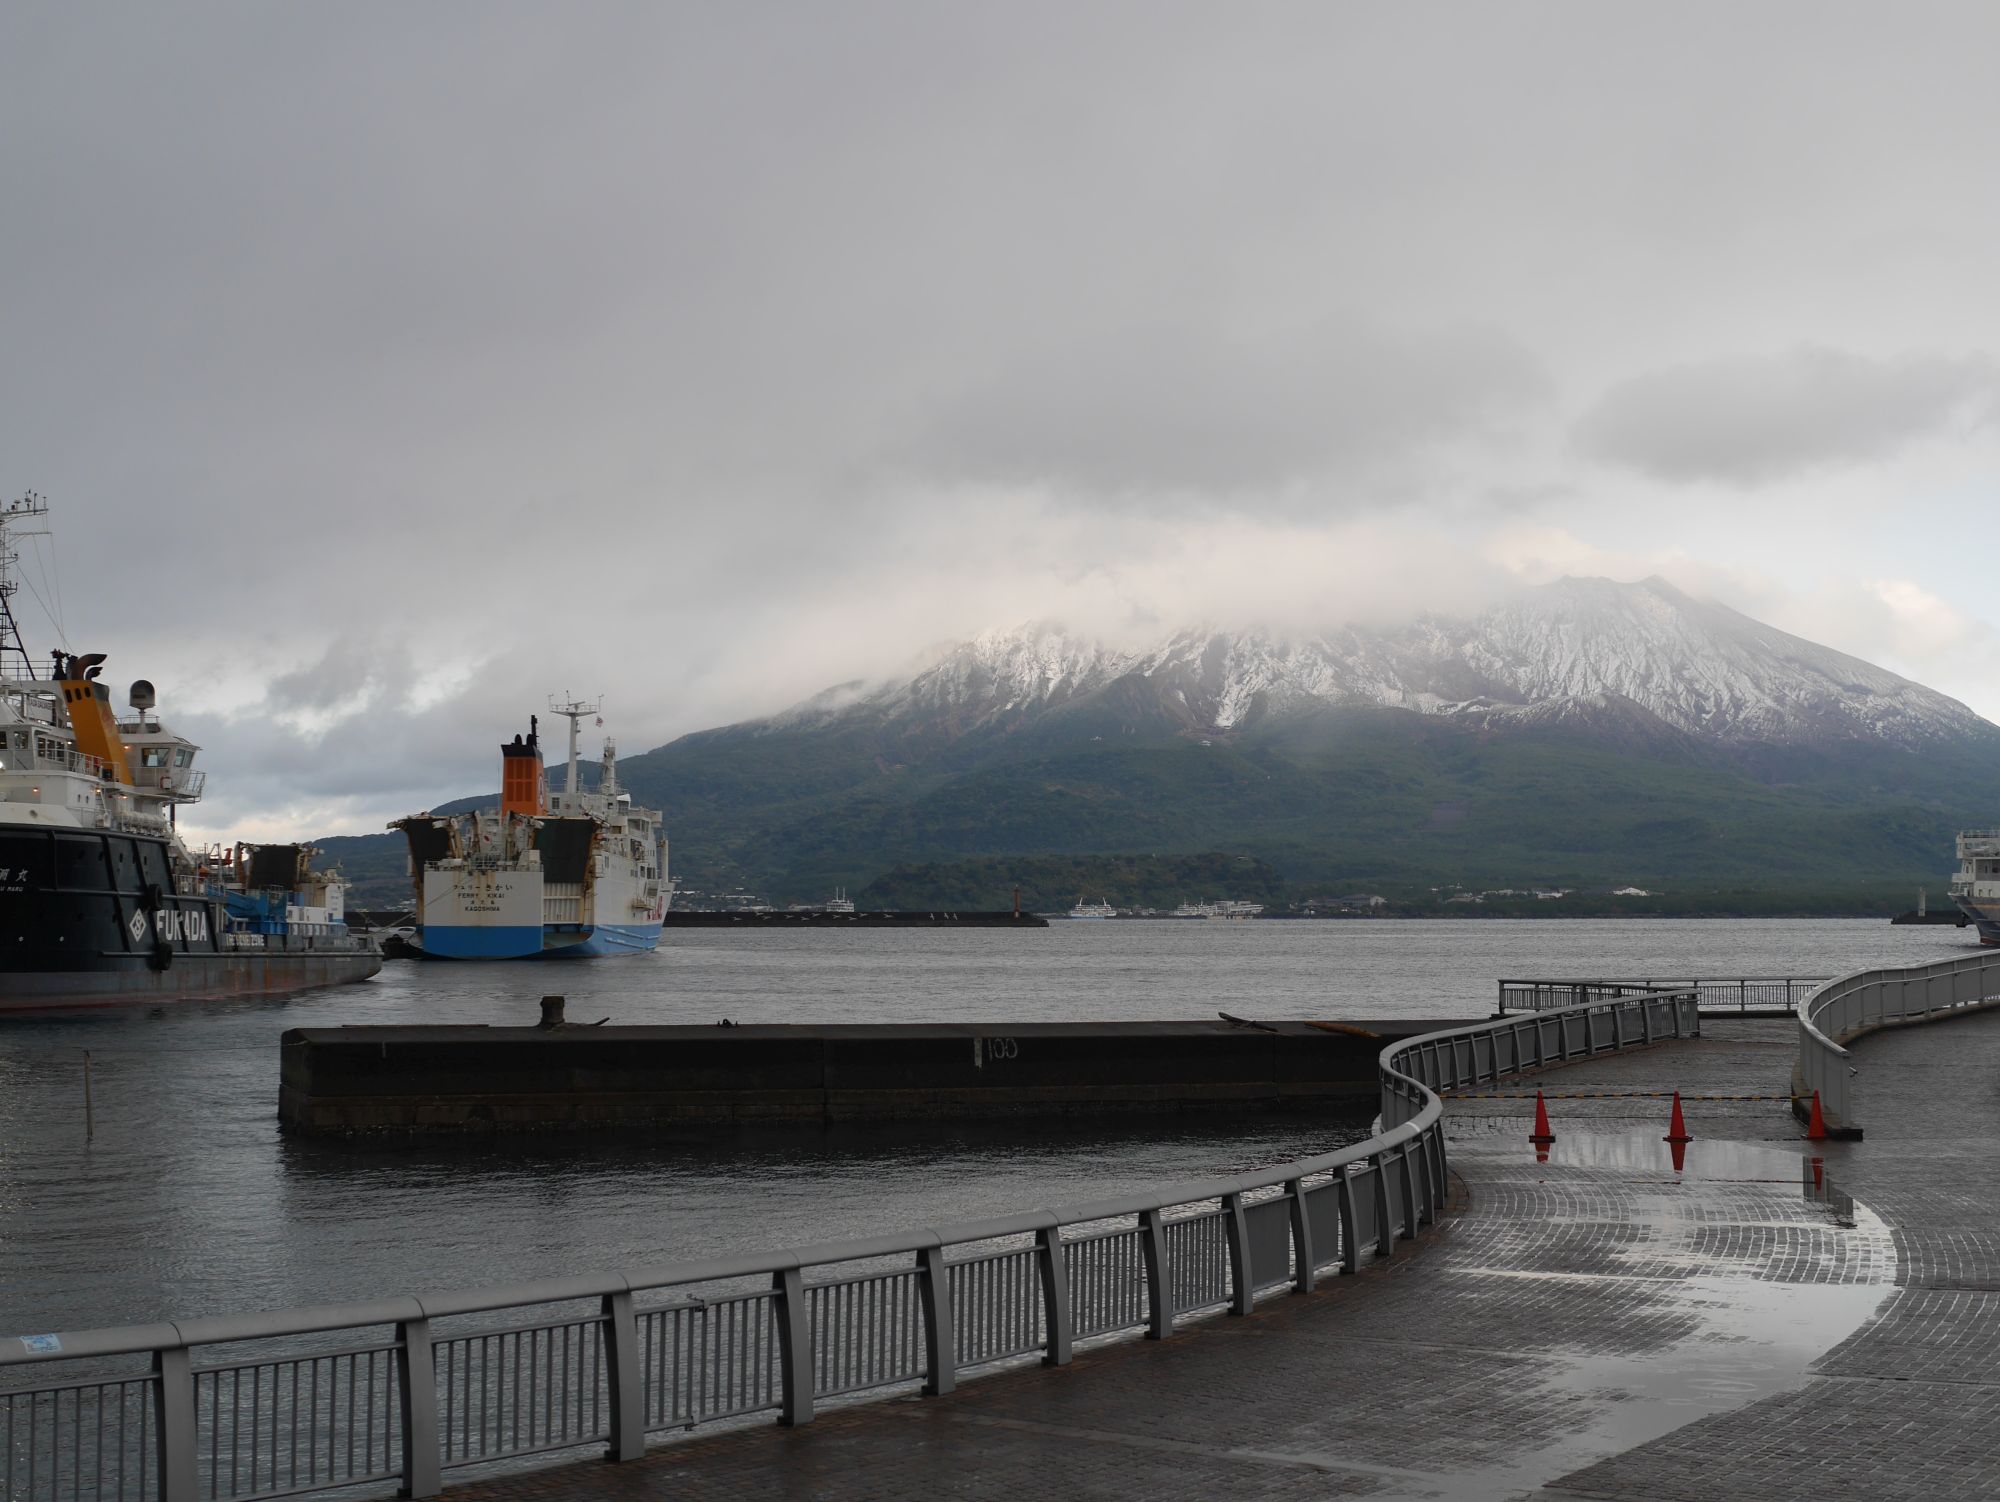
[439,1010,2000,1502]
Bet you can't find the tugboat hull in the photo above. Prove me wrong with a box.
[0,827,380,1010]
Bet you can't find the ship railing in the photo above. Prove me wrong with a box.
[127,767,206,798]
[24,736,111,781]
[0,990,1698,1502]
[1498,976,1823,1017]
[1795,952,2000,1137]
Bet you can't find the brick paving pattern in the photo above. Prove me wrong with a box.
[438,1012,2000,1501]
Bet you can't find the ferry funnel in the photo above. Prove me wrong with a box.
[500,716,547,817]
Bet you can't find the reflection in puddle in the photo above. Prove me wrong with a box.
[1386,1129,1898,1501]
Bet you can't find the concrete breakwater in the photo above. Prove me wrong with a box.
[277,1014,1474,1135]
[662,909,1050,927]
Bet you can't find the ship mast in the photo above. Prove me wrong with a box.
[0,493,52,715]
[548,693,602,796]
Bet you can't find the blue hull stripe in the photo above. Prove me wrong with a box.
[418,921,662,960]
[419,925,547,960]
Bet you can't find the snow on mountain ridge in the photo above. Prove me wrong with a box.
[770,577,1987,749]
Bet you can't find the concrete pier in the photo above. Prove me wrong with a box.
[435,1008,2000,1502]
[278,1017,1472,1134]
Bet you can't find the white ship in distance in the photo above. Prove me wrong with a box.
[392,697,670,959]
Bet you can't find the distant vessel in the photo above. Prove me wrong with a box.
[1949,829,2000,945]
[825,887,856,914]
[1068,898,1117,919]
[0,495,380,1008]
[391,699,670,959]
[1206,900,1264,920]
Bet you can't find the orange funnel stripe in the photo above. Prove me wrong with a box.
[499,727,546,817]
[56,669,132,782]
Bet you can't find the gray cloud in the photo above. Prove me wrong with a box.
[906,314,1550,495]
[6,4,2000,828]
[1573,347,1997,485]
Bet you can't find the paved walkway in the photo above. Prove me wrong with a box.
[441,1011,2000,1501]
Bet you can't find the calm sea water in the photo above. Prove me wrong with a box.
[0,918,1971,1335]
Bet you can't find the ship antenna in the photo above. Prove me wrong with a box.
[548,692,603,796]
[0,492,52,688]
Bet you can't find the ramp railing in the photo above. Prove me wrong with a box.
[2,990,1695,1502]
[1794,951,2000,1137]
[1500,976,1822,1016]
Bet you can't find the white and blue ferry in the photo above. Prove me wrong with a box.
[392,699,670,959]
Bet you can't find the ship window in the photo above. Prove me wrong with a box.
[141,747,169,768]
[173,748,193,767]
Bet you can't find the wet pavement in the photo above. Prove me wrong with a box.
[437,1013,2000,1501]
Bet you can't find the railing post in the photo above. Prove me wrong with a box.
[396,1316,441,1497]
[1337,1169,1362,1273]
[1371,1153,1395,1255]
[1640,998,1654,1044]
[918,1244,956,1395]
[1222,1192,1253,1315]
[152,1344,198,1502]
[1427,1126,1448,1211]
[1398,1143,1422,1235]
[773,1266,814,1426]
[1139,1207,1172,1339]
[1286,1177,1315,1293]
[1037,1226,1073,1365]
[600,1289,645,1464]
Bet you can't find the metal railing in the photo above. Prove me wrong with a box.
[1794,951,2000,1137]
[1500,976,1823,1016]
[1,990,1696,1501]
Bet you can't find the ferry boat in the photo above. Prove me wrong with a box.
[0,495,381,1008]
[1948,829,2000,945]
[1068,898,1117,919]
[391,699,670,959]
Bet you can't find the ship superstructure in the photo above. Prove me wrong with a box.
[0,494,380,1007]
[392,698,670,959]
[1948,829,2000,946]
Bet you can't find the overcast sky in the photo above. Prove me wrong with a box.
[4,3,1999,840]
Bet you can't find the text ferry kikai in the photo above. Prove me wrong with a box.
[0,495,381,1008]
[391,699,671,959]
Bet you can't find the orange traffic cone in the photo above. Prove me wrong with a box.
[1668,1137,1688,1174]
[1530,1089,1555,1146]
[1663,1091,1692,1145]
[1807,1090,1828,1141]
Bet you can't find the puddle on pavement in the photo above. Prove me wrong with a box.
[1368,1128,1896,1501]
[1532,1125,1809,1181]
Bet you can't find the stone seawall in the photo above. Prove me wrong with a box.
[277,1018,1475,1135]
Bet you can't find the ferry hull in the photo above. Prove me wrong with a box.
[1953,898,2000,946]
[411,920,662,960]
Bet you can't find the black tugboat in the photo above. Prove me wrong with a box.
[0,494,380,1008]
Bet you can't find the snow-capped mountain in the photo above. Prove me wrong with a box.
[771,577,1988,750]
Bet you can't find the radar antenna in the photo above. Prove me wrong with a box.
[548,693,603,796]
[0,492,51,686]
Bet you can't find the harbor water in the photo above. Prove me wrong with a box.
[0,918,1972,1336]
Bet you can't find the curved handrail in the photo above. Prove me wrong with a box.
[1,989,1699,1502]
[1794,952,2000,1137]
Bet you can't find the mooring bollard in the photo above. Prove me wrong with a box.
[537,995,566,1029]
